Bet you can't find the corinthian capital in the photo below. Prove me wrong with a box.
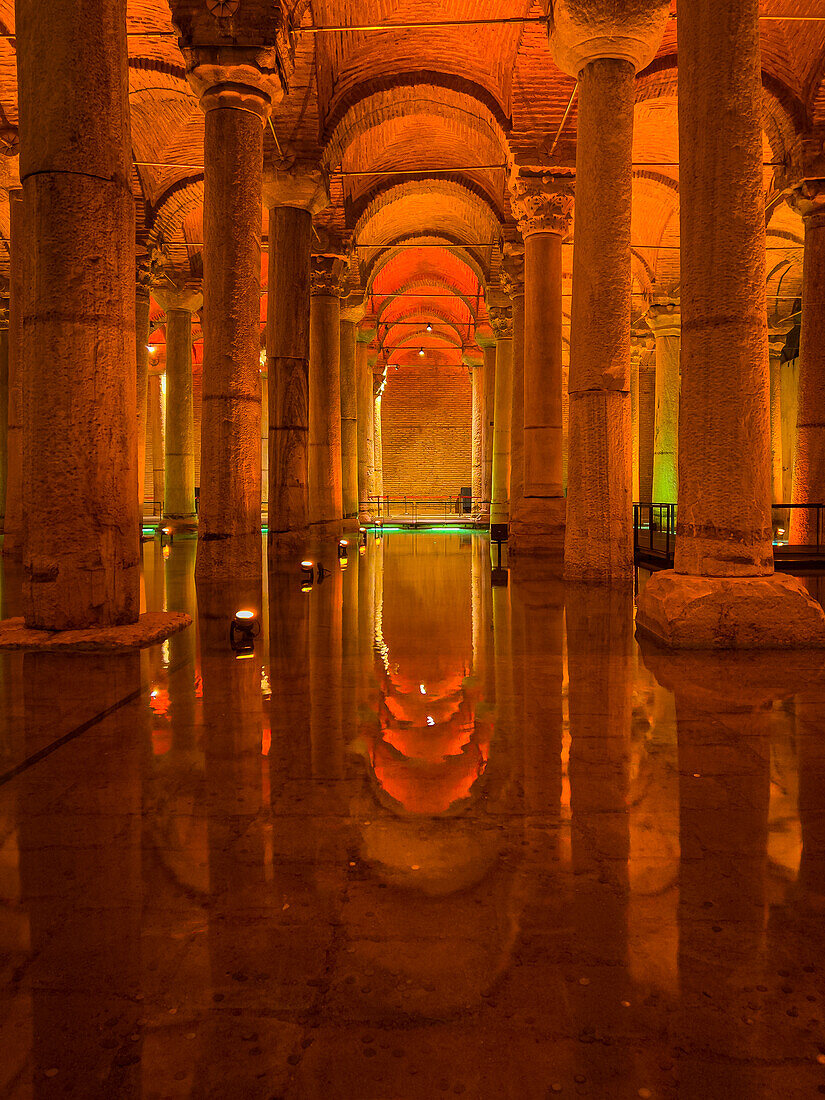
[509,174,575,238]
[310,254,349,298]
[489,304,514,341]
[499,244,525,301]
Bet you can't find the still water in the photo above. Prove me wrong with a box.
[1,533,825,1098]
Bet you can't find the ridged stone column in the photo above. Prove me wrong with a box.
[789,183,825,540]
[509,174,574,554]
[184,55,283,583]
[16,0,140,628]
[309,254,347,536]
[356,333,375,521]
[263,160,329,555]
[155,284,201,530]
[549,0,669,582]
[489,297,514,529]
[636,0,825,648]
[646,300,681,504]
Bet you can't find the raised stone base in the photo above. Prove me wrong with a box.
[0,611,192,651]
[509,497,566,557]
[636,570,825,649]
[160,515,198,536]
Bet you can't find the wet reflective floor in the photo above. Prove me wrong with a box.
[2,533,825,1098]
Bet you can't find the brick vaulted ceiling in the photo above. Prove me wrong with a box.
[1,0,824,369]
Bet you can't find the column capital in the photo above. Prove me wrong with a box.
[499,244,525,302]
[136,245,168,295]
[181,45,285,120]
[262,156,330,215]
[787,178,825,223]
[310,253,349,298]
[509,173,575,238]
[154,281,203,314]
[645,298,681,337]
[489,304,514,341]
[548,0,670,77]
[340,293,367,324]
[0,297,9,331]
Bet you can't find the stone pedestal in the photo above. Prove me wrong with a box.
[155,285,201,531]
[636,0,825,648]
[357,334,375,522]
[549,0,669,582]
[489,298,514,528]
[3,190,25,560]
[509,174,574,555]
[264,160,329,555]
[309,253,347,536]
[646,300,680,504]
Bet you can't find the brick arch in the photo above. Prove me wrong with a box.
[368,244,486,301]
[632,173,680,294]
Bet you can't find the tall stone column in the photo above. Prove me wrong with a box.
[180,54,283,583]
[135,281,151,517]
[260,371,268,509]
[356,333,375,521]
[489,297,514,529]
[340,295,365,527]
[549,0,669,582]
[636,0,825,648]
[155,285,201,530]
[638,345,656,502]
[0,300,8,533]
[3,190,26,560]
[788,181,825,540]
[646,300,681,504]
[263,160,329,553]
[309,253,347,536]
[629,339,643,503]
[479,335,496,516]
[470,360,483,508]
[509,174,574,554]
[16,0,140,629]
[768,319,793,506]
[148,372,164,513]
[502,250,525,532]
[374,381,384,506]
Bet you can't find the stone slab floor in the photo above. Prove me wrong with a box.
[1,532,825,1099]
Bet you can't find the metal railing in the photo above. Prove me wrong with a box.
[360,494,489,525]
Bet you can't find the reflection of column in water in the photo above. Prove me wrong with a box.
[357,535,376,710]
[18,653,143,1099]
[340,539,359,742]
[310,558,344,782]
[166,541,197,750]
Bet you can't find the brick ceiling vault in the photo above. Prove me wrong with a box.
[0,0,820,358]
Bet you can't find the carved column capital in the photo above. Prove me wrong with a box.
[154,280,203,315]
[499,245,525,302]
[0,297,9,331]
[787,179,825,223]
[509,174,575,238]
[136,245,168,295]
[310,254,349,298]
[645,298,681,338]
[181,46,285,120]
[262,156,330,215]
[548,0,670,77]
[489,304,514,341]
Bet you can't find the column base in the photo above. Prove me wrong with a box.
[509,496,566,556]
[0,611,192,651]
[358,510,373,524]
[636,570,825,649]
[161,514,199,536]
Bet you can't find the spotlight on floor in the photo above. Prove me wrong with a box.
[301,560,314,583]
[338,539,349,560]
[160,525,174,547]
[359,526,368,547]
[230,609,260,656]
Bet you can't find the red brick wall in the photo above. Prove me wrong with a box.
[381,364,472,504]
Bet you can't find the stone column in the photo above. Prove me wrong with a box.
[502,250,526,532]
[489,296,514,529]
[374,381,384,506]
[636,0,825,648]
[788,182,825,540]
[148,373,164,513]
[135,280,151,518]
[549,0,669,582]
[470,360,484,509]
[0,300,8,533]
[646,300,681,504]
[309,253,347,536]
[629,340,643,503]
[182,55,283,583]
[638,346,656,501]
[263,160,329,553]
[340,294,365,527]
[768,319,793,506]
[479,336,496,516]
[3,190,25,560]
[155,285,201,530]
[260,371,268,510]
[509,174,574,554]
[356,333,375,521]
[16,0,140,629]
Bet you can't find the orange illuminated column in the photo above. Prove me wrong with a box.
[489,294,514,528]
[0,297,8,534]
[3,190,26,561]
[549,0,669,582]
[502,247,526,533]
[629,338,642,503]
[183,55,283,584]
[788,179,825,537]
[148,373,165,513]
[309,252,348,536]
[509,174,573,555]
[467,357,483,509]
[340,294,365,526]
[636,0,825,648]
[645,300,681,504]
[263,160,329,554]
[16,0,140,628]
[155,283,201,531]
[479,333,496,516]
[374,374,385,506]
[768,319,794,506]
[356,331,375,521]
[135,267,155,519]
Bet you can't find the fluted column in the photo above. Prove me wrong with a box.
[16,0,140,628]
[549,0,669,581]
[263,160,329,554]
[340,295,365,527]
[509,174,574,554]
[155,284,201,530]
[181,56,283,583]
[646,300,681,504]
[309,253,347,535]
[489,297,514,529]
[356,333,375,521]
[479,335,496,517]
[789,181,825,539]
[768,320,793,506]
[3,190,26,560]
[502,249,525,532]
[636,0,825,648]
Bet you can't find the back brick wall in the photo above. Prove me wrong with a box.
[381,364,472,503]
